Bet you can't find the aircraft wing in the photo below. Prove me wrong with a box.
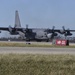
[0,27,25,31]
[0,27,9,31]
[65,30,75,32]
[49,29,75,32]
[0,27,31,33]
[0,27,75,33]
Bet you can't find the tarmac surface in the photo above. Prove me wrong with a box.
[0,41,75,54]
[0,41,75,45]
[0,47,75,55]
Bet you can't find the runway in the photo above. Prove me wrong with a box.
[0,41,75,45]
[0,47,75,55]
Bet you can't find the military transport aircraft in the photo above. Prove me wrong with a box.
[0,10,75,41]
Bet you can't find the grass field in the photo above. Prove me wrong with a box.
[0,54,75,75]
[0,42,75,48]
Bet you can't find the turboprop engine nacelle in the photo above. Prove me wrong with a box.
[47,33,52,38]
[65,32,72,36]
[47,33,58,39]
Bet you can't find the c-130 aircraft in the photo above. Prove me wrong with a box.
[0,10,75,42]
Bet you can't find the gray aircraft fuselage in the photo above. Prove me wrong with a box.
[22,28,54,41]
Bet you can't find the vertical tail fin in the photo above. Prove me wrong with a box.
[15,10,21,28]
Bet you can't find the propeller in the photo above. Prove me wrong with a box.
[62,26,65,31]
[52,26,55,31]
[60,26,65,34]
[22,24,29,33]
[26,24,28,29]
[8,25,19,34]
[8,25,13,33]
[50,26,57,39]
[47,26,58,39]
[23,24,32,41]
[65,28,72,36]
[60,26,72,37]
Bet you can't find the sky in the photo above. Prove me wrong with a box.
[0,0,75,37]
